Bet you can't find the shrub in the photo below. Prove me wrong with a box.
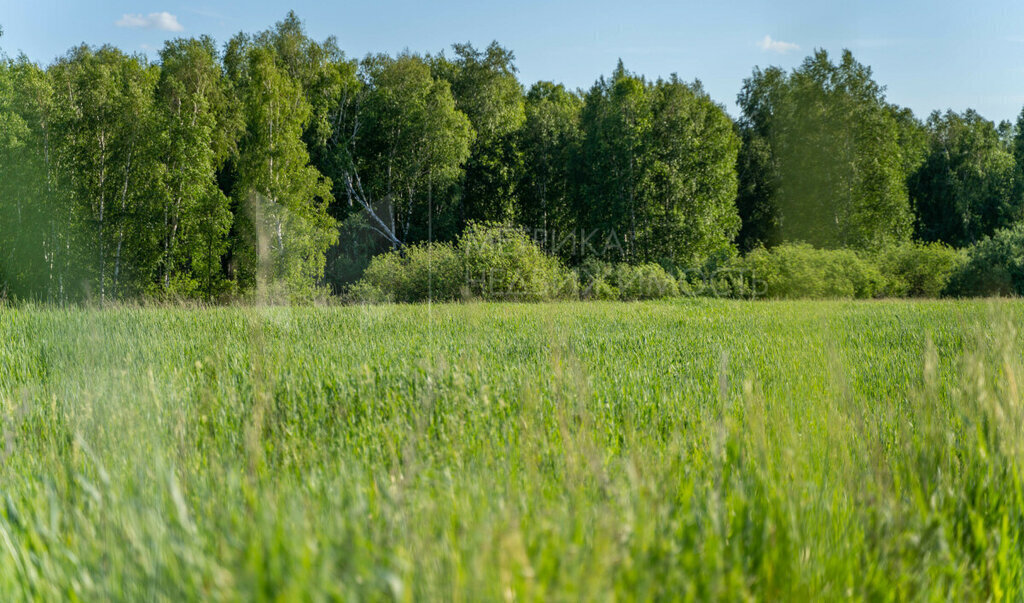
[742,243,885,299]
[346,280,394,304]
[349,242,462,303]
[726,242,962,300]
[875,243,964,298]
[947,224,1024,297]
[460,223,577,301]
[676,254,759,299]
[576,259,679,301]
[349,223,577,303]
[576,259,620,300]
[703,264,758,299]
[613,263,679,300]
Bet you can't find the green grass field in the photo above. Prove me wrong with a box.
[1,299,1023,600]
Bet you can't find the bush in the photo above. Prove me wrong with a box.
[676,255,757,299]
[576,259,620,300]
[875,243,963,298]
[346,280,394,304]
[613,263,679,300]
[577,259,679,300]
[349,242,462,303]
[947,224,1024,297]
[702,264,759,299]
[352,228,978,303]
[349,223,577,303]
[742,243,885,299]
[460,223,577,301]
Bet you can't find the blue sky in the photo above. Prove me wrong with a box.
[3,1,1024,122]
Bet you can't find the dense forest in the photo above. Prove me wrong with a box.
[2,13,1024,302]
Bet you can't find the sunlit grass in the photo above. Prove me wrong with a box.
[1,299,1022,600]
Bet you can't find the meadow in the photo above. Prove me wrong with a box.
[0,299,1023,600]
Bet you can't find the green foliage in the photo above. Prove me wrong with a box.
[0,56,61,301]
[576,63,653,262]
[784,51,913,248]
[875,242,964,297]
[910,110,1021,247]
[350,241,461,303]
[577,259,679,300]
[1014,108,1024,203]
[576,257,618,299]
[719,242,962,300]
[6,15,1024,303]
[889,105,930,184]
[350,222,576,302]
[0,55,27,149]
[432,42,525,223]
[458,222,577,300]
[518,81,581,242]
[736,241,962,300]
[738,51,914,250]
[613,263,679,300]
[348,53,474,246]
[947,223,1024,296]
[742,242,885,299]
[48,45,164,300]
[252,11,359,164]
[154,37,237,299]
[576,64,740,266]
[3,302,1024,598]
[646,78,740,265]
[228,44,337,299]
[734,120,780,252]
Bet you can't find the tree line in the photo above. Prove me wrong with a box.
[2,13,1024,302]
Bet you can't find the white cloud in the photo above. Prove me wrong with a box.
[758,35,799,54]
[116,12,184,32]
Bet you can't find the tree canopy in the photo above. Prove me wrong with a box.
[910,110,1020,247]
[3,14,1024,302]
[737,50,914,251]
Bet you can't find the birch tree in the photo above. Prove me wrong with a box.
[432,42,525,223]
[337,53,473,248]
[229,44,336,297]
[155,36,237,298]
[48,46,161,300]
